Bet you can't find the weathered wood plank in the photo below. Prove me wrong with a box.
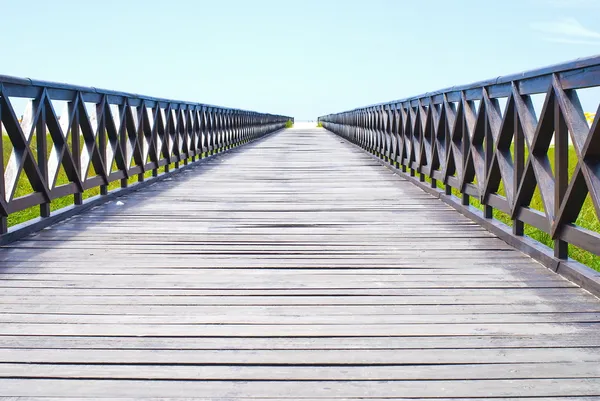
[1,302,597,315]
[2,399,599,401]
[0,378,599,397]
[0,347,598,364]
[0,334,599,350]
[0,312,599,324]
[0,362,597,380]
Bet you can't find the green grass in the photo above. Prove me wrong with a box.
[1,133,204,227]
[285,120,294,128]
[415,146,600,271]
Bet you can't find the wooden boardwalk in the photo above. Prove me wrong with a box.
[0,127,599,399]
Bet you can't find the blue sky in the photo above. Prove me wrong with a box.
[0,0,598,121]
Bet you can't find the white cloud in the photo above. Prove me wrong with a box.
[530,18,600,45]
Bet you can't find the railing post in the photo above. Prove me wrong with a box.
[182,107,190,165]
[214,108,220,153]
[200,106,207,157]
[429,103,437,189]
[554,90,568,259]
[191,107,198,163]
[35,94,51,218]
[173,108,180,170]
[120,102,130,187]
[209,108,215,155]
[97,100,109,196]
[70,100,84,204]
[512,93,524,231]
[0,94,6,233]
[138,104,147,181]
[461,96,469,206]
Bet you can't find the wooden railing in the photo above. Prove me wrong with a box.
[319,55,600,288]
[0,75,290,237]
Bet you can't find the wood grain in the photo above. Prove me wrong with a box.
[0,127,598,398]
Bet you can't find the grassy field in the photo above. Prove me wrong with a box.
[2,134,188,227]
[417,145,600,271]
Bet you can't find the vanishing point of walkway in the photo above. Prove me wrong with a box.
[0,127,599,398]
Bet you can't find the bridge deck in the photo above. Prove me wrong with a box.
[0,127,599,398]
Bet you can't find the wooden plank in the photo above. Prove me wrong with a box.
[0,362,598,380]
[0,302,597,315]
[0,334,599,350]
[0,378,600,397]
[0,322,596,337]
[0,282,578,291]
[0,312,599,324]
[1,347,599,364]
[2,399,599,401]
[0,294,595,305]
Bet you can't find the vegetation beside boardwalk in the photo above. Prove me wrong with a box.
[2,133,200,227]
[417,144,600,271]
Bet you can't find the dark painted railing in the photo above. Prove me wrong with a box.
[320,55,600,290]
[0,75,291,237]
